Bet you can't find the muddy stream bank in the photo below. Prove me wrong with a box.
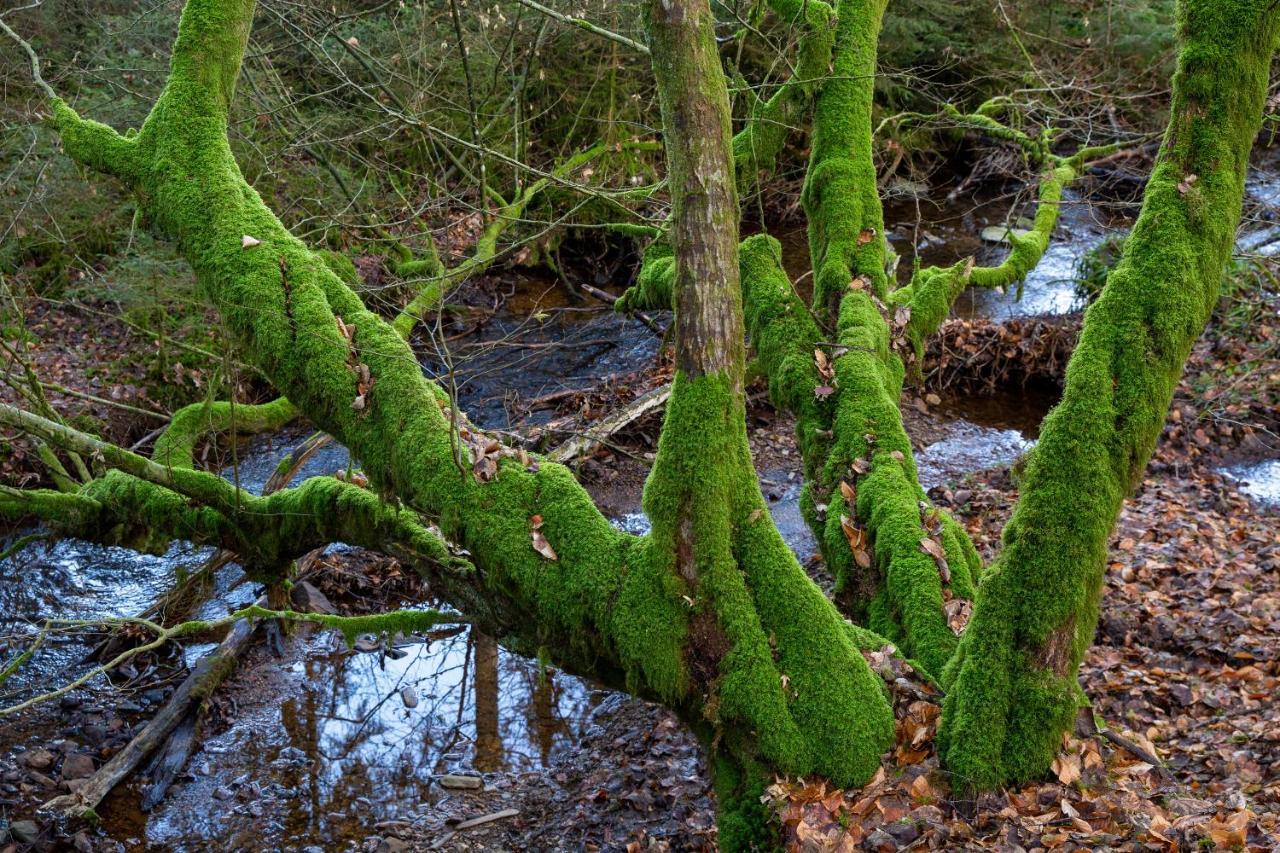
[3,157,1279,851]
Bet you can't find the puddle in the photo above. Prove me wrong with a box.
[124,626,601,851]
[1220,459,1280,508]
[914,385,1057,490]
[916,423,1033,490]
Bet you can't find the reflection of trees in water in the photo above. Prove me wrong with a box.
[258,626,601,836]
[473,631,502,772]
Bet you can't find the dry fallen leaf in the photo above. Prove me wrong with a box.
[1052,750,1082,786]
[857,227,877,245]
[241,234,261,249]
[944,597,971,635]
[920,537,951,582]
[530,516,558,561]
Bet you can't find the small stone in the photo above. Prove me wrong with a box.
[885,819,920,845]
[864,829,896,853]
[376,838,407,853]
[400,686,418,709]
[61,753,96,781]
[27,771,56,789]
[23,749,55,770]
[290,581,338,615]
[438,773,483,790]
[9,821,39,844]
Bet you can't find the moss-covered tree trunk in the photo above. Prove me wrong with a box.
[15,0,1280,842]
[938,0,1280,787]
[641,0,893,844]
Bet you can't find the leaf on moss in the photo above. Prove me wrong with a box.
[530,515,557,561]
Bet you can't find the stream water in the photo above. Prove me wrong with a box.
[3,157,1279,849]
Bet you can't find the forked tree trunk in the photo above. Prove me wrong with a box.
[19,0,893,846]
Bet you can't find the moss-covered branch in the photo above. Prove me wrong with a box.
[0,0,695,788]
[939,0,1280,789]
[152,396,298,469]
[732,0,836,195]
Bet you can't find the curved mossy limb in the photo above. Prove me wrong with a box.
[802,0,891,325]
[27,3,900,834]
[37,0,691,709]
[732,0,836,196]
[735,0,977,676]
[939,0,1280,789]
[152,396,297,469]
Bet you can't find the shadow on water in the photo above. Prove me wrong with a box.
[121,624,603,851]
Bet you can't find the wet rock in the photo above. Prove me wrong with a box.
[22,749,55,770]
[73,831,94,852]
[61,753,96,781]
[885,819,920,845]
[864,828,896,852]
[290,581,337,615]
[8,821,39,844]
[439,773,483,790]
[26,771,56,789]
[399,686,418,709]
[376,838,406,853]
[353,636,380,653]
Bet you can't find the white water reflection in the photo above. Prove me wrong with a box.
[1221,459,1280,507]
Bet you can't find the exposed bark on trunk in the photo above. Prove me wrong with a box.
[643,1,892,844]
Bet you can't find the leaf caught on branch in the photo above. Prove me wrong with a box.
[919,536,950,583]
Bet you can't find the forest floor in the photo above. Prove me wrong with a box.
[0,262,1277,851]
